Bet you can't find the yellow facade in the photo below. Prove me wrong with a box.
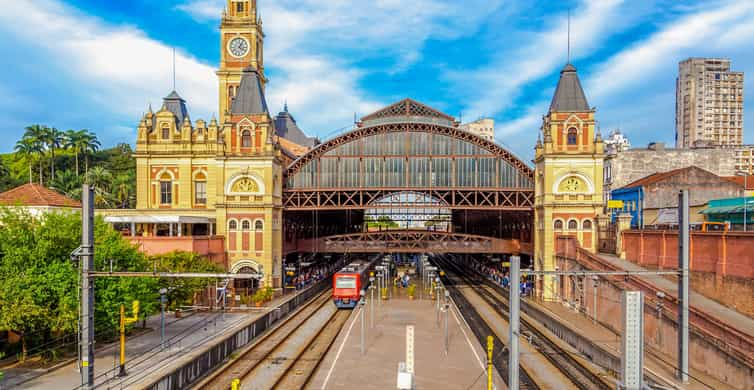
[105,0,286,288]
[534,65,605,300]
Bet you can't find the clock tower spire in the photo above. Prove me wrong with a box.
[217,0,265,120]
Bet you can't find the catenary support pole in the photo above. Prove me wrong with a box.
[80,185,95,388]
[678,190,690,383]
[509,255,521,390]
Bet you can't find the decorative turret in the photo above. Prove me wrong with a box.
[549,64,590,113]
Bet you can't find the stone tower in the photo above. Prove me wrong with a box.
[534,64,605,300]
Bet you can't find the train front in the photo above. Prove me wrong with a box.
[332,272,360,309]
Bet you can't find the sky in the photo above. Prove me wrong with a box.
[1,0,754,161]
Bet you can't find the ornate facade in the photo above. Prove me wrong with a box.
[103,1,299,288]
[534,64,605,300]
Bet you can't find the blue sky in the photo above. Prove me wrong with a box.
[1,0,754,161]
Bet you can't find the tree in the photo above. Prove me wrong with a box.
[13,138,38,184]
[21,125,48,184]
[49,170,82,200]
[42,127,64,181]
[84,166,113,208]
[112,173,135,209]
[151,252,223,309]
[64,129,87,176]
[82,131,101,174]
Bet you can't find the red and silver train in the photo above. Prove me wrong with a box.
[332,257,381,309]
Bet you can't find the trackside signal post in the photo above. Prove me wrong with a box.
[118,301,140,377]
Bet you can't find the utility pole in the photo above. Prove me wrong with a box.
[678,190,690,383]
[508,255,521,390]
[360,289,366,355]
[80,185,95,388]
[160,288,168,350]
[592,276,599,325]
[369,276,375,328]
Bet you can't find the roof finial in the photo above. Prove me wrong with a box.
[284,99,288,112]
[567,8,571,64]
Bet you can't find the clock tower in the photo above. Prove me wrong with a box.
[218,0,265,119]
[534,63,605,300]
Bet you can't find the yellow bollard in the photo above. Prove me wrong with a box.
[487,336,494,390]
[231,378,241,390]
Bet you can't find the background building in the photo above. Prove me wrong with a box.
[460,118,495,141]
[604,142,738,198]
[610,166,743,228]
[734,145,754,174]
[675,58,744,148]
[0,183,80,216]
[603,129,631,153]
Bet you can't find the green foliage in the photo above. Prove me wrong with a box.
[252,287,273,304]
[150,252,223,309]
[0,210,162,358]
[366,215,399,229]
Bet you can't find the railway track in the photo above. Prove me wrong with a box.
[437,257,540,389]
[195,290,349,390]
[435,255,614,390]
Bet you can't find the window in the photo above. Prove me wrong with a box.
[554,220,563,230]
[229,220,237,230]
[582,219,592,230]
[242,220,251,230]
[160,181,172,205]
[162,124,170,140]
[194,181,207,204]
[335,276,357,289]
[236,1,244,13]
[242,129,252,147]
[567,128,578,145]
[568,220,578,230]
[255,220,263,231]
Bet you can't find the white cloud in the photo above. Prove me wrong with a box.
[450,0,627,121]
[175,0,223,22]
[0,0,217,123]
[587,1,754,100]
[171,0,508,139]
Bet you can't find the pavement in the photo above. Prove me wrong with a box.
[597,253,754,338]
[308,282,506,390]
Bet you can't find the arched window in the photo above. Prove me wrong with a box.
[568,219,578,230]
[228,220,237,230]
[159,172,172,205]
[567,128,578,145]
[554,220,563,230]
[255,220,264,231]
[582,219,593,230]
[241,220,250,230]
[242,129,252,147]
[161,124,170,140]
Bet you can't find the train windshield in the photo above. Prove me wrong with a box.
[336,276,357,289]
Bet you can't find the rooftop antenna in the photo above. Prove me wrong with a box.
[567,8,571,64]
[172,47,176,91]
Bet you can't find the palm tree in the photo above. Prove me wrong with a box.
[49,170,82,200]
[64,130,82,176]
[14,137,39,184]
[82,131,100,175]
[112,174,135,209]
[23,125,48,184]
[84,166,113,207]
[42,127,64,180]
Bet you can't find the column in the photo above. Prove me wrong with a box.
[130,222,136,236]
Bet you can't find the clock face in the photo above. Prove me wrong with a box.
[559,176,584,193]
[228,37,249,58]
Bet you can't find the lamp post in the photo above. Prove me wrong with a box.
[359,289,366,355]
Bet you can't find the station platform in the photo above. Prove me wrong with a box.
[308,286,505,390]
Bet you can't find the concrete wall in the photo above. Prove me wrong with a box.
[606,147,737,190]
[640,168,742,210]
[622,230,754,317]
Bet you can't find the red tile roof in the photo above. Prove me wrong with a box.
[723,175,754,190]
[620,166,727,189]
[0,183,81,208]
[278,137,309,157]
